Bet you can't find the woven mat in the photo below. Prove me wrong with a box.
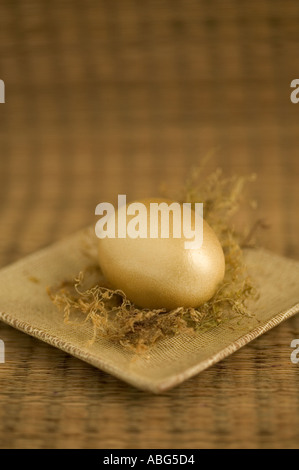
[0,0,299,448]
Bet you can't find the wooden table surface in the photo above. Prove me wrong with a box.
[0,0,299,449]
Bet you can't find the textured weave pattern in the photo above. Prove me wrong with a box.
[0,0,299,448]
[0,0,298,266]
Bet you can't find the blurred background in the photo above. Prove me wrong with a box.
[0,0,298,268]
[0,0,299,449]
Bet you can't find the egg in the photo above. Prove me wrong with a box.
[97,198,225,310]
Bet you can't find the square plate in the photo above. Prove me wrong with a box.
[0,227,298,393]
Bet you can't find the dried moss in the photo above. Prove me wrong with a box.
[48,162,260,353]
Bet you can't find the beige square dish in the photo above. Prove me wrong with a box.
[0,227,298,393]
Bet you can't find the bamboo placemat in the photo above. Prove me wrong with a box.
[0,0,299,449]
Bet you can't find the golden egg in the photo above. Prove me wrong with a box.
[97,198,225,310]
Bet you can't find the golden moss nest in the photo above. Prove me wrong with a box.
[48,162,260,353]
